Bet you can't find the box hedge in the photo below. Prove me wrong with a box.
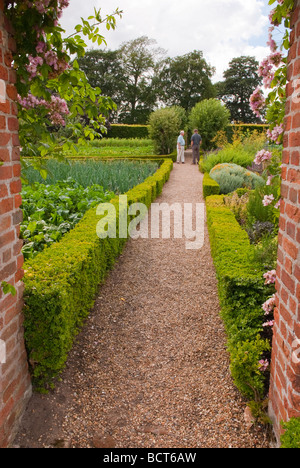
[206,195,273,399]
[23,159,173,391]
[202,172,220,198]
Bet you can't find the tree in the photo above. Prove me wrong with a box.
[155,50,216,112]
[118,36,165,124]
[189,99,230,150]
[76,49,126,121]
[148,108,181,155]
[217,56,262,123]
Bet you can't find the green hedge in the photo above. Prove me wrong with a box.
[226,124,269,142]
[202,172,220,198]
[206,195,273,399]
[23,159,173,391]
[103,123,267,142]
[106,124,150,139]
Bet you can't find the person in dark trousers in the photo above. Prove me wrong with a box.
[191,129,202,165]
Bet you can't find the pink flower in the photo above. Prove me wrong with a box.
[18,93,69,127]
[263,320,275,328]
[267,124,284,144]
[258,58,274,88]
[250,88,266,118]
[259,360,270,372]
[274,200,281,210]
[254,149,273,165]
[269,51,283,67]
[263,194,275,207]
[262,294,276,315]
[264,270,276,285]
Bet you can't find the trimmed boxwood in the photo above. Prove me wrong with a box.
[23,159,173,391]
[206,195,273,399]
[202,172,220,198]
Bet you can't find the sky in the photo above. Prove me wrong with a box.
[60,0,273,83]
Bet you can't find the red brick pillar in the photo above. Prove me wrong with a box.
[269,0,300,445]
[0,2,31,447]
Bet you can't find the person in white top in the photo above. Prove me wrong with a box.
[177,130,185,164]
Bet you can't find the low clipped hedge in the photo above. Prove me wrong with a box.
[202,172,220,198]
[23,159,173,391]
[206,195,273,399]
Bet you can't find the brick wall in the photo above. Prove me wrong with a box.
[0,2,31,448]
[269,0,300,445]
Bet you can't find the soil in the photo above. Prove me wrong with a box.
[14,152,271,448]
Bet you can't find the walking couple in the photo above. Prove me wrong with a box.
[177,129,202,165]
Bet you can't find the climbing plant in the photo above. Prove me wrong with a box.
[4,1,122,163]
[250,0,295,209]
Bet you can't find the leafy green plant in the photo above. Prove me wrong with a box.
[201,146,256,173]
[21,180,114,259]
[209,163,264,194]
[230,337,271,400]
[246,186,278,226]
[281,418,300,448]
[22,159,159,192]
[1,281,17,297]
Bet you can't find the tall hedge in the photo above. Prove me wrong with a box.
[107,124,149,139]
[23,160,173,391]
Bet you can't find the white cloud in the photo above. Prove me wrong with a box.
[60,0,271,82]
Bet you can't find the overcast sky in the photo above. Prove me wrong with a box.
[60,0,273,83]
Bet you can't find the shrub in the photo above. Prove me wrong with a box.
[281,418,300,448]
[206,195,273,399]
[189,99,230,150]
[230,337,271,400]
[209,163,265,194]
[247,186,278,226]
[148,107,181,155]
[23,160,173,391]
[201,145,255,173]
[202,172,220,198]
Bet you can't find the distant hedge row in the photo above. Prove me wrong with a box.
[23,159,173,391]
[106,124,150,139]
[103,124,268,140]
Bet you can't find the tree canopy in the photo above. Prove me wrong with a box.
[216,56,262,123]
[155,50,216,111]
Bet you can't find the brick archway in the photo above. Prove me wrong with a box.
[0,0,299,449]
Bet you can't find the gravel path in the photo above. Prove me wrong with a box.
[15,153,270,448]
